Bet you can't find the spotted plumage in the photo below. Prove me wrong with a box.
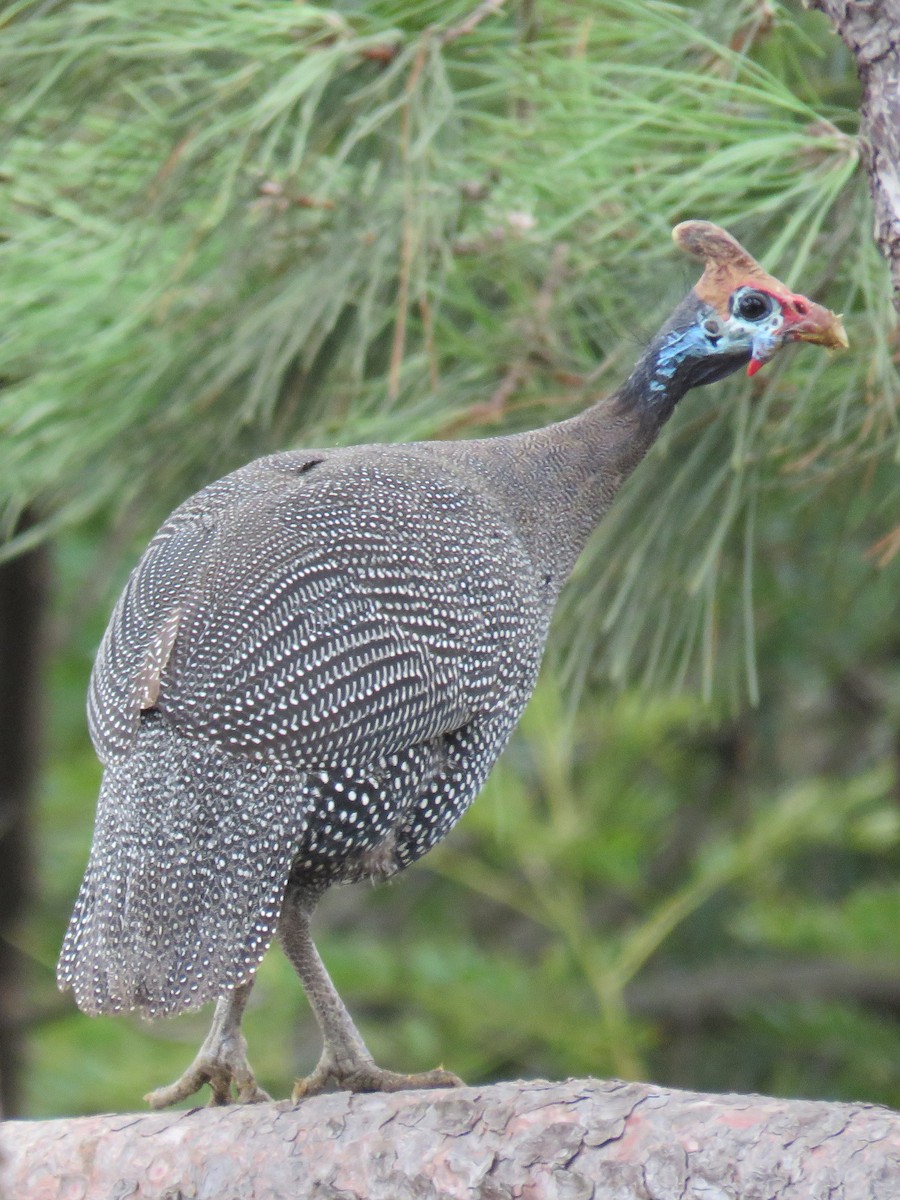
[58,223,846,1106]
[61,447,547,1017]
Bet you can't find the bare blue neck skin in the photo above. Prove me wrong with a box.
[613,291,749,432]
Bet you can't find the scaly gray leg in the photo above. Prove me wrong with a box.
[278,886,462,1101]
[144,980,271,1109]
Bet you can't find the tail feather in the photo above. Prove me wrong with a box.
[58,714,310,1017]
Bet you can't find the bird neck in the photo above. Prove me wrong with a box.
[471,292,747,586]
[501,389,673,583]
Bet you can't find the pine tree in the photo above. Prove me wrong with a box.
[2,1,898,1114]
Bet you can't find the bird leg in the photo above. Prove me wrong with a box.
[278,888,463,1101]
[144,980,271,1109]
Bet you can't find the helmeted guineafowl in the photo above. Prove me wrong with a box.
[58,222,847,1106]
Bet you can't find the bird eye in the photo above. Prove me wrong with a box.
[734,290,774,322]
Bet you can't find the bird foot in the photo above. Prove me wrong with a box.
[292,1051,463,1102]
[145,1036,271,1109]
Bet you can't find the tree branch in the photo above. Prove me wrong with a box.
[627,957,900,1023]
[807,0,900,310]
[5,1078,899,1198]
[441,0,506,46]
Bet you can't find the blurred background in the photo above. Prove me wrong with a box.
[1,0,898,1118]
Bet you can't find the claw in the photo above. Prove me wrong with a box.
[144,982,270,1109]
[291,1049,463,1103]
[144,1059,271,1109]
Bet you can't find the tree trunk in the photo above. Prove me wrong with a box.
[4,1078,899,1199]
[0,524,49,1118]
[808,0,900,310]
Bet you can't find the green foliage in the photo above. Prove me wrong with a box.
[26,660,900,1114]
[3,0,895,694]
[5,0,899,1116]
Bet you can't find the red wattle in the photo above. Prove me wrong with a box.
[746,358,763,377]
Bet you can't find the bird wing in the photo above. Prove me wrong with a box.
[89,453,538,771]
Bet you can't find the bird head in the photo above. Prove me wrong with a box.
[672,220,848,378]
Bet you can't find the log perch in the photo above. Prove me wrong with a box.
[3,1077,900,1199]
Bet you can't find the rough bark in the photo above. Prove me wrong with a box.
[808,0,900,310]
[4,1078,899,1199]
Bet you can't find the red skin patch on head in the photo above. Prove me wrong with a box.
[732,284,817,376]
[749,285,812,330]
[674,220,847,358]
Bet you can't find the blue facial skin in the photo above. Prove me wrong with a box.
[648,322,721,394]
[617,287,788,432]
[648,287,784,395]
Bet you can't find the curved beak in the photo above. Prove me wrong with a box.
[788,299,849,351]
